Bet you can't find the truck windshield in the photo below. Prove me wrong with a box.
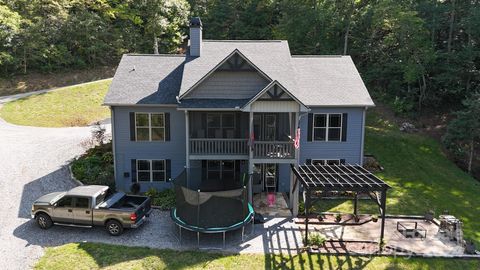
[95,188,114,206]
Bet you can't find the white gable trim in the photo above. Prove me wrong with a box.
[179,49,273,99]
[242,80,309,112]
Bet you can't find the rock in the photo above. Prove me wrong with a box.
[399,122,418,133]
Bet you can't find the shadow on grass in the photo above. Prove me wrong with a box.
[264,252,373,270]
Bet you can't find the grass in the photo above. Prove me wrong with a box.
[0,79,111,127]
[35,243,480,270]
[313,110,480,247]
[0,66,115,96]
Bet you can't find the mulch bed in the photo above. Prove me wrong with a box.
[308,240,398,255]
[295,213,375,225]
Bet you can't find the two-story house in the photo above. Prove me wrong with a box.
[104,17,374,212]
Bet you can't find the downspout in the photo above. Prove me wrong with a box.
[360,107,367,166]
[110,107,117,189]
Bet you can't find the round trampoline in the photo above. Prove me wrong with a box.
[170,168,254,247]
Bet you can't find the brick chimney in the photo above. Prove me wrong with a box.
[189,17,202,57]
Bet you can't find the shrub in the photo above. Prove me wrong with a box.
[145,188,175,210]
[306,232,326,247]
[71,142,115,190]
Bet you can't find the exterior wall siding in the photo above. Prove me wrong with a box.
[111,106,365,193]
[112,106,186,192]
[299,107,365,165]
[186,71,269,99]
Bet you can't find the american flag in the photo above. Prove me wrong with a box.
[294,128,300,149]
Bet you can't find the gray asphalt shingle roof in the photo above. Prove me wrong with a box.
[104,40,374,107]
[291,56,375,107]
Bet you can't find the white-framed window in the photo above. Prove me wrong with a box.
[311,159,341,166]
[207,113,235,138]
[137,159,166,182]
[206,160,235,180]
[313,113,342,141]
[135,112,165,141]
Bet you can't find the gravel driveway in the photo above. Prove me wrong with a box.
[0,115,302,270]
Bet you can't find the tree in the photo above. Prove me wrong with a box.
[443,92,480,174]
[138,0,190,54]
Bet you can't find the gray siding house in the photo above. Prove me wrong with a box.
[104,18,374,211]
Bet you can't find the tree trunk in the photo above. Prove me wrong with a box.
[468,138,474,174]
[343,21,351,55]
[153,35,159,54]
[447,0,455,53]
[23,47,27,74]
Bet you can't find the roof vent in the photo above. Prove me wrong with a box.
[189,17,202,57]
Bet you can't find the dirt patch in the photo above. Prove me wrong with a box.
[0,66,116,96]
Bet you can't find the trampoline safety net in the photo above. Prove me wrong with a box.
[173,168,250,230]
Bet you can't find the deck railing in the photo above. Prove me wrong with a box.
[189,139,295,159]
[253,141,295,159]
[189,139,249,156]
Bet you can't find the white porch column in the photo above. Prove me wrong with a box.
[185,111,190,168]
[290,111,300,216]
[248,111,254,204]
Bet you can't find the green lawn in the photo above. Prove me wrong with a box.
[314,111,480,247]
[35,243,479,270]
[0,79,111,127]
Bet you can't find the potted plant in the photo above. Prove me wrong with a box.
[335,213,342,223]
[425,210,434,221]
[371,215,378,222]
[306,232,326,250]
[316,214,324,222]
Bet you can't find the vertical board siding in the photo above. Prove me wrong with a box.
[112,106,186,192]
[299,107,365,165]
[186,71,269,99]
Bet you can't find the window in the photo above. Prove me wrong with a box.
[206,160,235,180]
[135,113,165,141]
[74,197,90,208]
[57,196,73,207]
[313,113,342,141]
[207,113,235,138]
[137,160,166,182]
[312,159,341,166]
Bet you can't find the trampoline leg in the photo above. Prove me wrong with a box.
[179,226,182,244]
[223,231,226,249]
[242,226,245,242]
[197,232,200,248]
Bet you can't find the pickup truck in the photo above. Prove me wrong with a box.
[31,185,152,236]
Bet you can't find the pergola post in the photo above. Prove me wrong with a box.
[304,189,310,245]
[379,189,387,243]
[353,192,358,216]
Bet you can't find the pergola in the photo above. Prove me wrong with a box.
[291,163,391,245]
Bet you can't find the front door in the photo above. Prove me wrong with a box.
[52,196,74,223]
[72,197,92,225]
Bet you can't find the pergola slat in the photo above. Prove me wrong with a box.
[294,163,390,191]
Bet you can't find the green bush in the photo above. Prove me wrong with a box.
[306,232,326,246]
[71,142,115,190]
[145,188,175,210]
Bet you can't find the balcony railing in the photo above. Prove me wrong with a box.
[253,141,295,159]
[189,139,296,159]
[190,139,248,156]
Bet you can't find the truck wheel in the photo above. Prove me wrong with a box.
[106,220,123,236]
[36,213,53,229]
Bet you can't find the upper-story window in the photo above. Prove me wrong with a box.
[135,113,165,141]
[313,113,342,141]
[207,113,235,138]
